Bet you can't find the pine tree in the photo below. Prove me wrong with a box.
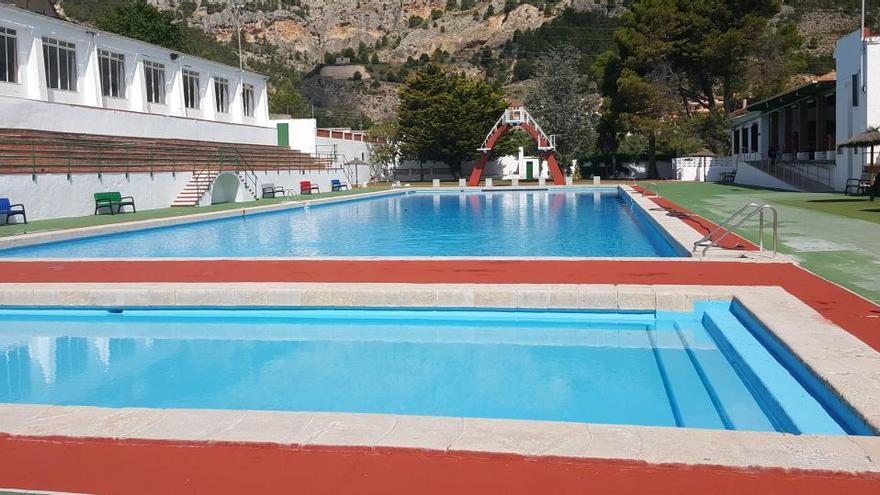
[396,64,507,178]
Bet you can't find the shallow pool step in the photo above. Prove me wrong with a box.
[649,325,725,429]
[702,309,846,435]
[676,319,776,432]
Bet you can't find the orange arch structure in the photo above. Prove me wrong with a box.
[468,107,565,186]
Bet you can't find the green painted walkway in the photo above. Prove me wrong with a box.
[655,182,880,303]
[0,187,389,238]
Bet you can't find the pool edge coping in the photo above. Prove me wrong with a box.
[0,283,878,473]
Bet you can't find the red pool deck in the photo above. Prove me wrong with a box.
[1,435,879,495]
[1,194,879,494]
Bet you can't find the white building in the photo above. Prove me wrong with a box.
[727,28,880,192]
[0,3,273,144]
[498,147,544,180]
[835,28,880,188]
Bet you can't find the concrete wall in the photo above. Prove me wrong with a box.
[1,171,194,222]
[733,162,799,191]
[1,168,352,222]
[319,65,370,80]
[0,95,276,144]
[0,3,271,129]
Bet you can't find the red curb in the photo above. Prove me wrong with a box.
[1,434,878,495]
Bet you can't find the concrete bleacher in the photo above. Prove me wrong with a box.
[0,129,334,176]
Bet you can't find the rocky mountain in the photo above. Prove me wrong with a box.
[44,1,876,126]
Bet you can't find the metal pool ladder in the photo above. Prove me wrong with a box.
[693,203,778,257]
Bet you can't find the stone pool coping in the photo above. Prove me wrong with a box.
[0,185,780,262]
[0,283,878,473]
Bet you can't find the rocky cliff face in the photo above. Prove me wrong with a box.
[182,0,576,69]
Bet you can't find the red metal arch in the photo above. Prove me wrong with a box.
[467,118,565,186]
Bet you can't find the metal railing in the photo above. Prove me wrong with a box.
[693,203,778,257]
[643,182,661,198]
[743,153,835,192]
[0,135,338,180]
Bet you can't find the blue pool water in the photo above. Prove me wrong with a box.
[0,189,684,258]
[0,303,867,435]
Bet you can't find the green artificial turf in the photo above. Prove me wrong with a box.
[654,182,880,303]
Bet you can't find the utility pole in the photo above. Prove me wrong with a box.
[231,0,244,72]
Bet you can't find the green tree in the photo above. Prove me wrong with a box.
[95,0,186,51]
[525,50,595,164]
[366,120,400,181]
[491,129,537,158]
[396,64,507,178]
[268,79,310,117]
[615,68,679,178]
[615,0,786,113]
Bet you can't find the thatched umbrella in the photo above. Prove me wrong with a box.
[838,128,880,200]
[689,149,716,182]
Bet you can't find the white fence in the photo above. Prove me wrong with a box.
[671,156,737,182]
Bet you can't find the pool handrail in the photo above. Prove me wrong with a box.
[693,203,778,257]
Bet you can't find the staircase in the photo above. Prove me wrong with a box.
[171,169,219,207]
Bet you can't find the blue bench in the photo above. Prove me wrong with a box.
[331,179,349,191]
[0,198,26,225]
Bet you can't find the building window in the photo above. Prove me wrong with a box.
[214,77,229,113]
[852,74,859,107]
[733,129,740,154]
[42,37,77,91]
[144,60,166,104]
[98,50,125,98]
[183,69,200,109]
[242,83,255,117]
[0,26,16,83]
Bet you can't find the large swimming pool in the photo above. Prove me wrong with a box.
[0,188,684,258]
[0,302,868,435]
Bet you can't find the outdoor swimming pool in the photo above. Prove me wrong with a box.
[0,188,685,258]
[0,302,868,435]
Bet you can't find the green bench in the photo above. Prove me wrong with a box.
[94,192,136,215]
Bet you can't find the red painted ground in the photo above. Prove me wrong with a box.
[1,259,877,350]
[1,435,878,495]
[2,195,879,493]
[632,185,758,250]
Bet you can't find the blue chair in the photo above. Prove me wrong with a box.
[0,198,26,225]
[331,179,349,191]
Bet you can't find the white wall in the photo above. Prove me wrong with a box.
[0,3,270,129]
[316,135,372,164]
[0,95,276,144]
[833,29,880,190]
[734,162,799,191]
[1,171,194,221]
[273,118,317,154]
[1,168,357,223]
[673,156,736,182]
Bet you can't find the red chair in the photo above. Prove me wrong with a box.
[300,181,320,195]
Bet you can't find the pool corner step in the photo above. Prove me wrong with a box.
[701,309,847,436]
